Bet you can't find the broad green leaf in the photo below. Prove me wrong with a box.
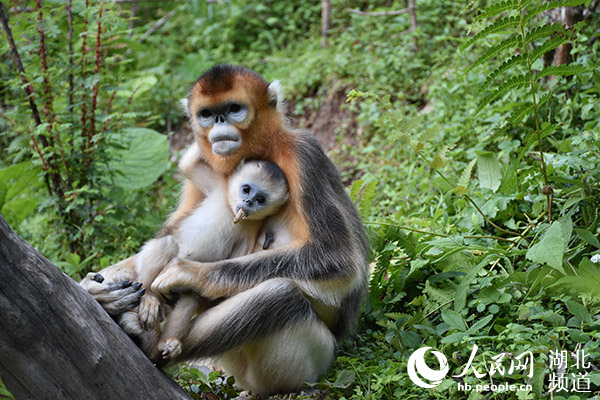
[116,75,158,99]
[476,152,502,192]
[107,128,170,190]
[399,330,422,348]
[467,314,494,334]
[332,370,355,389]
[565,300,592,323]
[442,309,467,331]
[454,256,492,312]
[441,332,466,344]
[0,162,44,227]
[526,221,566,274]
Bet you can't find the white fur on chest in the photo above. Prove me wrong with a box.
[176,191,239,262]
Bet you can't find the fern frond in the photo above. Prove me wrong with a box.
[525,22,564,44]
[465,35,521,73]
[430,146,449,170]
[477,54,527,95]
[456,159,477,195]
[358,180,377,220]
[508,103,534,126]
[384,312,411,321]
[462,16,521,50]
[537,64,588,79]
[415,126,438,152]
[475,74,530,115]
[523,0,586,25]
[473,0,531,24]
[508,92,551,127]
[402,114,425,134]
[530,35,569,62]
[508,92,553,125]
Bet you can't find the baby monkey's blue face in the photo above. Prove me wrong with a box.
[234,182,270,222]
[228,160,289,224]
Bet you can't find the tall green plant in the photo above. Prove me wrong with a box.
[0,1,170,272]
[463,0,587,222]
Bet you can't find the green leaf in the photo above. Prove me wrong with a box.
[476,152,502,192]
[442,309,467,331]
[576,228,600,249]
[332,370,355,389]
[476,74,530,115]
[441,332,466,344]
[467,315,494,334]
[477,54,526,95]
[565,300,592,323]
[462,16,521,50]
[537,64,588,79]
[116,75,158,99]
[523,0,586,25]
[0,162,44,227]
[454,256,493,312]
[473,0,530,24]
[466,36,521,73]
[456,159,477,195]
[525,23,565,44]
[526,221,566,274]
[399,330,422,348]
[530,36,569,63]
[107,128,170,190]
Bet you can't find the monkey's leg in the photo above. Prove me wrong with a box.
[177,279,336,397]
[151,296,215,366]
[136,235,179,330]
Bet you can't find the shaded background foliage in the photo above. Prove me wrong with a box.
[1,0,600,399]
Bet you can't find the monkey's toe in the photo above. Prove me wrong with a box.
[138,294,161,330]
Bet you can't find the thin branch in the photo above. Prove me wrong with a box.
[137,8,176,43]
[0,2,43,127]
[66,0,74,110]
[88,2,104,152]
[80,0,89,157]
[348,7,415,16]
[0,1,48,172]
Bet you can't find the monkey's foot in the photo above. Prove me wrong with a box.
[138,294,161,331]
[154,337,182,367]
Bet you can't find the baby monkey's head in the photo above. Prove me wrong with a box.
[228,160,289,224]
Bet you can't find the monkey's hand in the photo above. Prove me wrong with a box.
[138,292,162,331]
[82,275,144,317]
[152,258,209,301]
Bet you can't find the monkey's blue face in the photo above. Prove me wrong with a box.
[196,102,250,156]
[236,183,269,218]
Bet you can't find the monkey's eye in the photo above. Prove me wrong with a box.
[241,184,251,194]
[257,196,266,205]
[229,104,241,113]
[199,109,213,118]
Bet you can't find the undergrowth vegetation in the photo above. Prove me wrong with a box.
[1,0,599,399]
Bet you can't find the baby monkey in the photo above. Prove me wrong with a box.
[135,147,289,365]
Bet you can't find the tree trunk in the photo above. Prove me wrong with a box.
[0,213,190,400]
[321,0,331,48]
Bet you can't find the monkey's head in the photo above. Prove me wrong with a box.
[184,65,286,174]
[228,160,289,224]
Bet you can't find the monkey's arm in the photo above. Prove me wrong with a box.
[179,142,221,194]
[152,241,360,303]
[136,236,179,329]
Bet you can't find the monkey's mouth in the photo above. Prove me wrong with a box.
[210,134,241,156]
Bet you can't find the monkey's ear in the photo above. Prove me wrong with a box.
[267,80,285,114]
[180,98,191,119]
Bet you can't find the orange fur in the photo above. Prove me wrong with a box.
[180,72,311,246]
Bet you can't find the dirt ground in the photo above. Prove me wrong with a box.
[168,85,360,164]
